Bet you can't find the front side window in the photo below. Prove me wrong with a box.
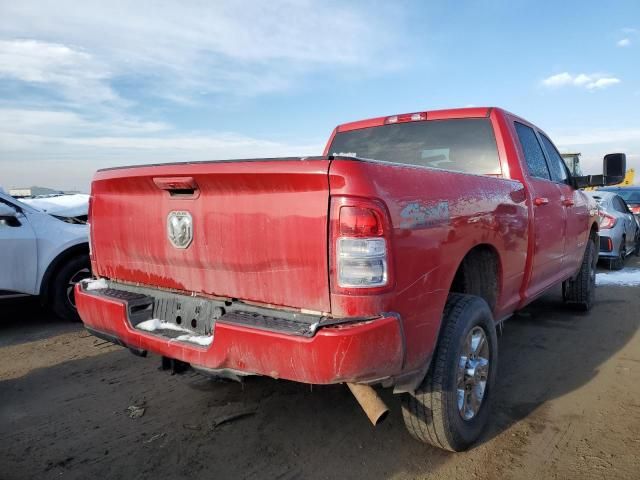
[539,133,569,183]
[329,118,502,176]
[514,122,550,180]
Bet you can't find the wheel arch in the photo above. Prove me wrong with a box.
[448,243,502,313]
[39,242,90,302]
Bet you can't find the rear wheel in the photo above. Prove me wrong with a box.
[609,241,625,271]
[51,254,91,322]
[401,294,498,452]
[563,238,596,311]
[634,232,640,257]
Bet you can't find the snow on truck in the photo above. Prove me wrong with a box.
[76,107,625,451]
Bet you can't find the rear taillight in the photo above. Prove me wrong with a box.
[331,197,392,291]
[630,206,640,215]
[600,213,617,229]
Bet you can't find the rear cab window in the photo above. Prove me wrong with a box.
[328,118,502,176]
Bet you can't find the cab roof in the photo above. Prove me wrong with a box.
[335,107,500,133]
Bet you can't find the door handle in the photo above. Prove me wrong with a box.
[534,197,549,206]
[562,198,575,207]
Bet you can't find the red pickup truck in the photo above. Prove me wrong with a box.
[77,107,625,451]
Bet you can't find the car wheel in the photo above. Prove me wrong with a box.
[634,233,640,257]
[51,254,91,322]
[609,241,625,271]
[401,293,498,452]
[563,238,596,311]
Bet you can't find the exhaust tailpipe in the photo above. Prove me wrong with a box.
[347,383,389,426]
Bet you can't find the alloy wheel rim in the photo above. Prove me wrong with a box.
[456,326,490,420]
[66,268,91,308]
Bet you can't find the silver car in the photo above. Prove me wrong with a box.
[586,191,640,270]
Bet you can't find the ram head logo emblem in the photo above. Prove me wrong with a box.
[167,211,193,249]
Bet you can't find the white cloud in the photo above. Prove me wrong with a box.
[541,72,621,90]
[617,38,631,47]
[553,127,640,178]
[0,108,169,136]
[0,2,402,189]
[554,128,640,146]
[0,131,324,190]
[0,108,323,190]
[0,1,402,100]
[0,39,118,104]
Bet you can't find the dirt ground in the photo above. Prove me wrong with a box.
[1,260,639,480]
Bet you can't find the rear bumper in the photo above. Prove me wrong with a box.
[75,283,404,385]
[598,231,623,258]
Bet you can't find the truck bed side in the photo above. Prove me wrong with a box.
[328,159,529,373]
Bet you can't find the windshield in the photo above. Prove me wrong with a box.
[329,118,502,176]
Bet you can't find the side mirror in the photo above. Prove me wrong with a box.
[0,203,17,217]
[573,153,627,188]
[603,153,626,185]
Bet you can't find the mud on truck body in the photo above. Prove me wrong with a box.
[77,107,625,451]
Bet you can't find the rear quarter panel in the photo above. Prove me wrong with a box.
[329,159,529,372]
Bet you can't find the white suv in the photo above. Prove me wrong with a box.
[0,191,90,321]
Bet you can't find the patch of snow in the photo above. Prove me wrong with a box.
[136,318,192,334]
[21,193,89,217]
[85,278,108,290]
[174,334,214,346]
[136,319,213,346]
[596,268,640,286]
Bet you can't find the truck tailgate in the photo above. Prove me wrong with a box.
[90,159,331,313]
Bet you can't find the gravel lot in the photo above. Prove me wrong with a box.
[1,259,639,480]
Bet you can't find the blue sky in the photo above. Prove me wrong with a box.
[0,0,639,190]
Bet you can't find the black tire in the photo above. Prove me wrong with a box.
[634,232,640,257]
[563,238,596,310]
[609,240,625,271]
[51,254,91,322]
[401,294,498,452]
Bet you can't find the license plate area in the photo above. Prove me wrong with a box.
[85,280,327,340]
[152,295,221,336]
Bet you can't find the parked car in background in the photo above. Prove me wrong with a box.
[598,186,640,220]
[20,193,90,224]
[0,191,91,321]
[586,191,640,269]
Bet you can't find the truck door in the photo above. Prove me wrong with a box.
[538,133,590,272]
[513,122,567,299]
[0,199,38,294]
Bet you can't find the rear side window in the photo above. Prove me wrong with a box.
[539,133,569,183]
[614,196,628,213]
[514,122,550,180]
[328,118,502,176]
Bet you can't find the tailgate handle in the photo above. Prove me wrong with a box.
[153,177,199,196]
